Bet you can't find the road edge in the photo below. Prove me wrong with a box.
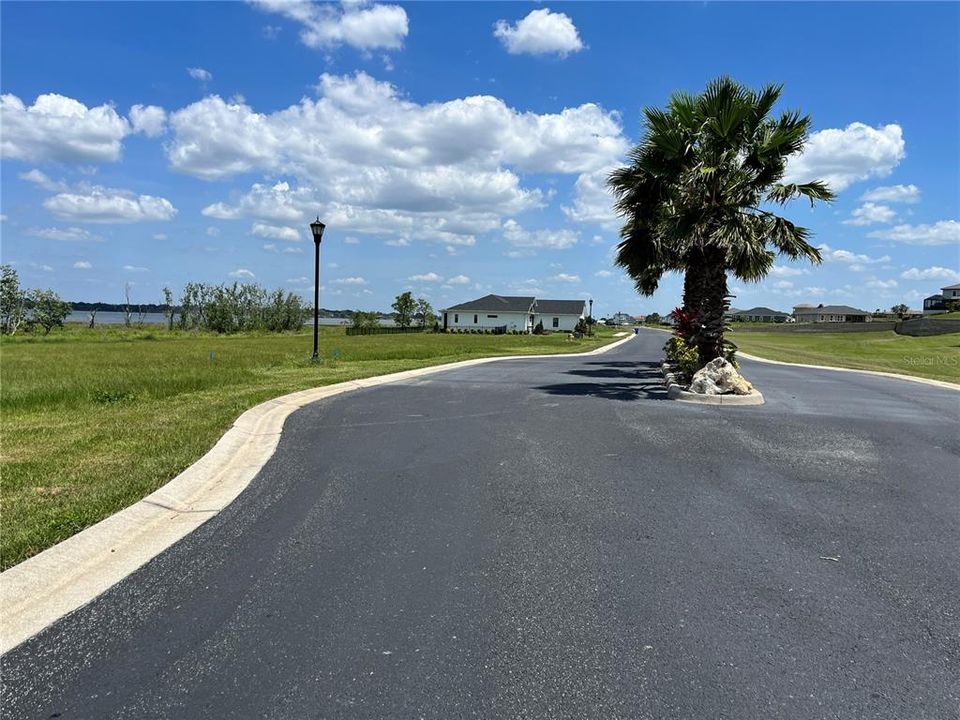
[0,333,634,655]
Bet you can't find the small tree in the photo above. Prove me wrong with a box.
[890,303,909,319]
[351,310,381,330]
[392,291,416,328]
[162,287,176,330]
[29,289,72,335]
[0,264,26,335]
[88,305,99,328]
[415,298,435,328]
[646,312,661,325]
[574,317,589,335]
[533,319,544,335]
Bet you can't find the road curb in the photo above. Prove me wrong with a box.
[0,333,634,655]
[661,364,765,406]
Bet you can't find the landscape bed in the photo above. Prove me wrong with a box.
[729,329,960,384]
[0,324,619,569]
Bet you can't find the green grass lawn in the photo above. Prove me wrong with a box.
[730,330,960,385]
[1,325,620,569]
[931,311,960,319]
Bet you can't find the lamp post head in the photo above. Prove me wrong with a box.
[310,217,326,243]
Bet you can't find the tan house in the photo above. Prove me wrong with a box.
[793,304,871,323]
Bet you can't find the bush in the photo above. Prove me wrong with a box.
[533,320,544,335]
[664,336,699,380]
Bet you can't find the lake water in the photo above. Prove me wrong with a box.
[67,311,370,327]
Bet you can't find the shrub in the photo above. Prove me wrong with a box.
[664,336,699,381]
[533,320,544,335]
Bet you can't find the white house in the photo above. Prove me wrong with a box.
[441,294,586,332]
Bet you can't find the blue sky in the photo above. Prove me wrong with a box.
[2,1,958,316]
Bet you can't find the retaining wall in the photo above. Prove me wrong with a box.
[734,322,896,334]
[895,318,960,337]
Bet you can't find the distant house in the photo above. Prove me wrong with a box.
[793,303,871,323]
[923,283,960,315]
[728,306,791,323]
[441,294,585,332]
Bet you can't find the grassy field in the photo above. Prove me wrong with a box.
[1,325,620,569]
[730,330,960,384]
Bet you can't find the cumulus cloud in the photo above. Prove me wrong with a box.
[43,185,178,223]
[171,72,625,245]
[129,104,167,137]
[187,67,213,82]
[447,274,470,285]
[409,272,443,283]
[868,220,960,246]
[843,202,896,226]
[594,270,613,278]
[494,8,584,57]
[769,265,810,277]
[900,266,960,282]
[865,278,897,290]
[73,260,92,269]
[562,166,618,228]
[19,168,66,191]
[333,276,368,285]
[1,93,131,162]
[502,219,578,250]
[251,222,301,241]
[785,123,905,191]
[229,268,256,279]
[123,265,149,272]
[253,0,408,51]
[27,226,102,242]
[861,184,920,204]
[549,272,581,283]
[817,243,890,265]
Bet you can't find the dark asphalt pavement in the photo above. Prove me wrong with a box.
[3,330,959,719]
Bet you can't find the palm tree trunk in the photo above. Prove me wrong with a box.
[696,247,728,364]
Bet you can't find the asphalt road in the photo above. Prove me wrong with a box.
[3,330,959,719]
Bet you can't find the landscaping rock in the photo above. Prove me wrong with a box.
[689,357,754,395]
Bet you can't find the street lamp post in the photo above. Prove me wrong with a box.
[589,298,594,335]
[309,217,326,359]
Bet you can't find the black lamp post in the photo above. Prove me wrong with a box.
[589,298,594,335]
[309,217,326,359]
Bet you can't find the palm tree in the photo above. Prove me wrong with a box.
[609,78,834,364]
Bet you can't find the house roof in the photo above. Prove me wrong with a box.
[444,294,535,312]
[795,304,867,315]
[943,283,960,291]
[736,306,790,316]
[536,299,586,315]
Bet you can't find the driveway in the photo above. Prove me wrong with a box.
[3,331,958,719]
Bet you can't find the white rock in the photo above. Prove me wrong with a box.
[689,357,753,396]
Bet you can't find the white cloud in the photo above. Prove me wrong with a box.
[860,184,920,204]
[73,260,92,269]
[206,226,221,237]
[865,278,897,290]
[153,233,167,240]
[123,265,149,272]
[563,167,618,228]
[251,222,301,241]
[594,270,613,278]
[283,246,303,254]
[549,272,581,283]
[447,274,470,285]
[333,276,367,285]
[817,244,890,265]
[769,265,810,277]
[784,123,905,191]
[502,219,578,250]
[1,93,130,163]
[27,226,102,242]
[129,104,167,137]
[19,168,66,191]
[187,67,213,82]
[772,280,794,290]
[494,8,584,57]
[409,272,443,283]
[843,202,896,226]
[169,72,625,245]
[253,0,408,51]
[900,266,960,282]
[344,236,360,244]
[229,268,256,279]
[868,220,959,246]
[43,186,178,223]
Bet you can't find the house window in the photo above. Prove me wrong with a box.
[454,314,458,323]
[487,314,498,318]
[474,314,478,324]
[552,317,559,328]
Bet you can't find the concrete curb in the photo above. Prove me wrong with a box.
[0,334,634,655]
[736,351,960,391]
[660,363,765,406]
